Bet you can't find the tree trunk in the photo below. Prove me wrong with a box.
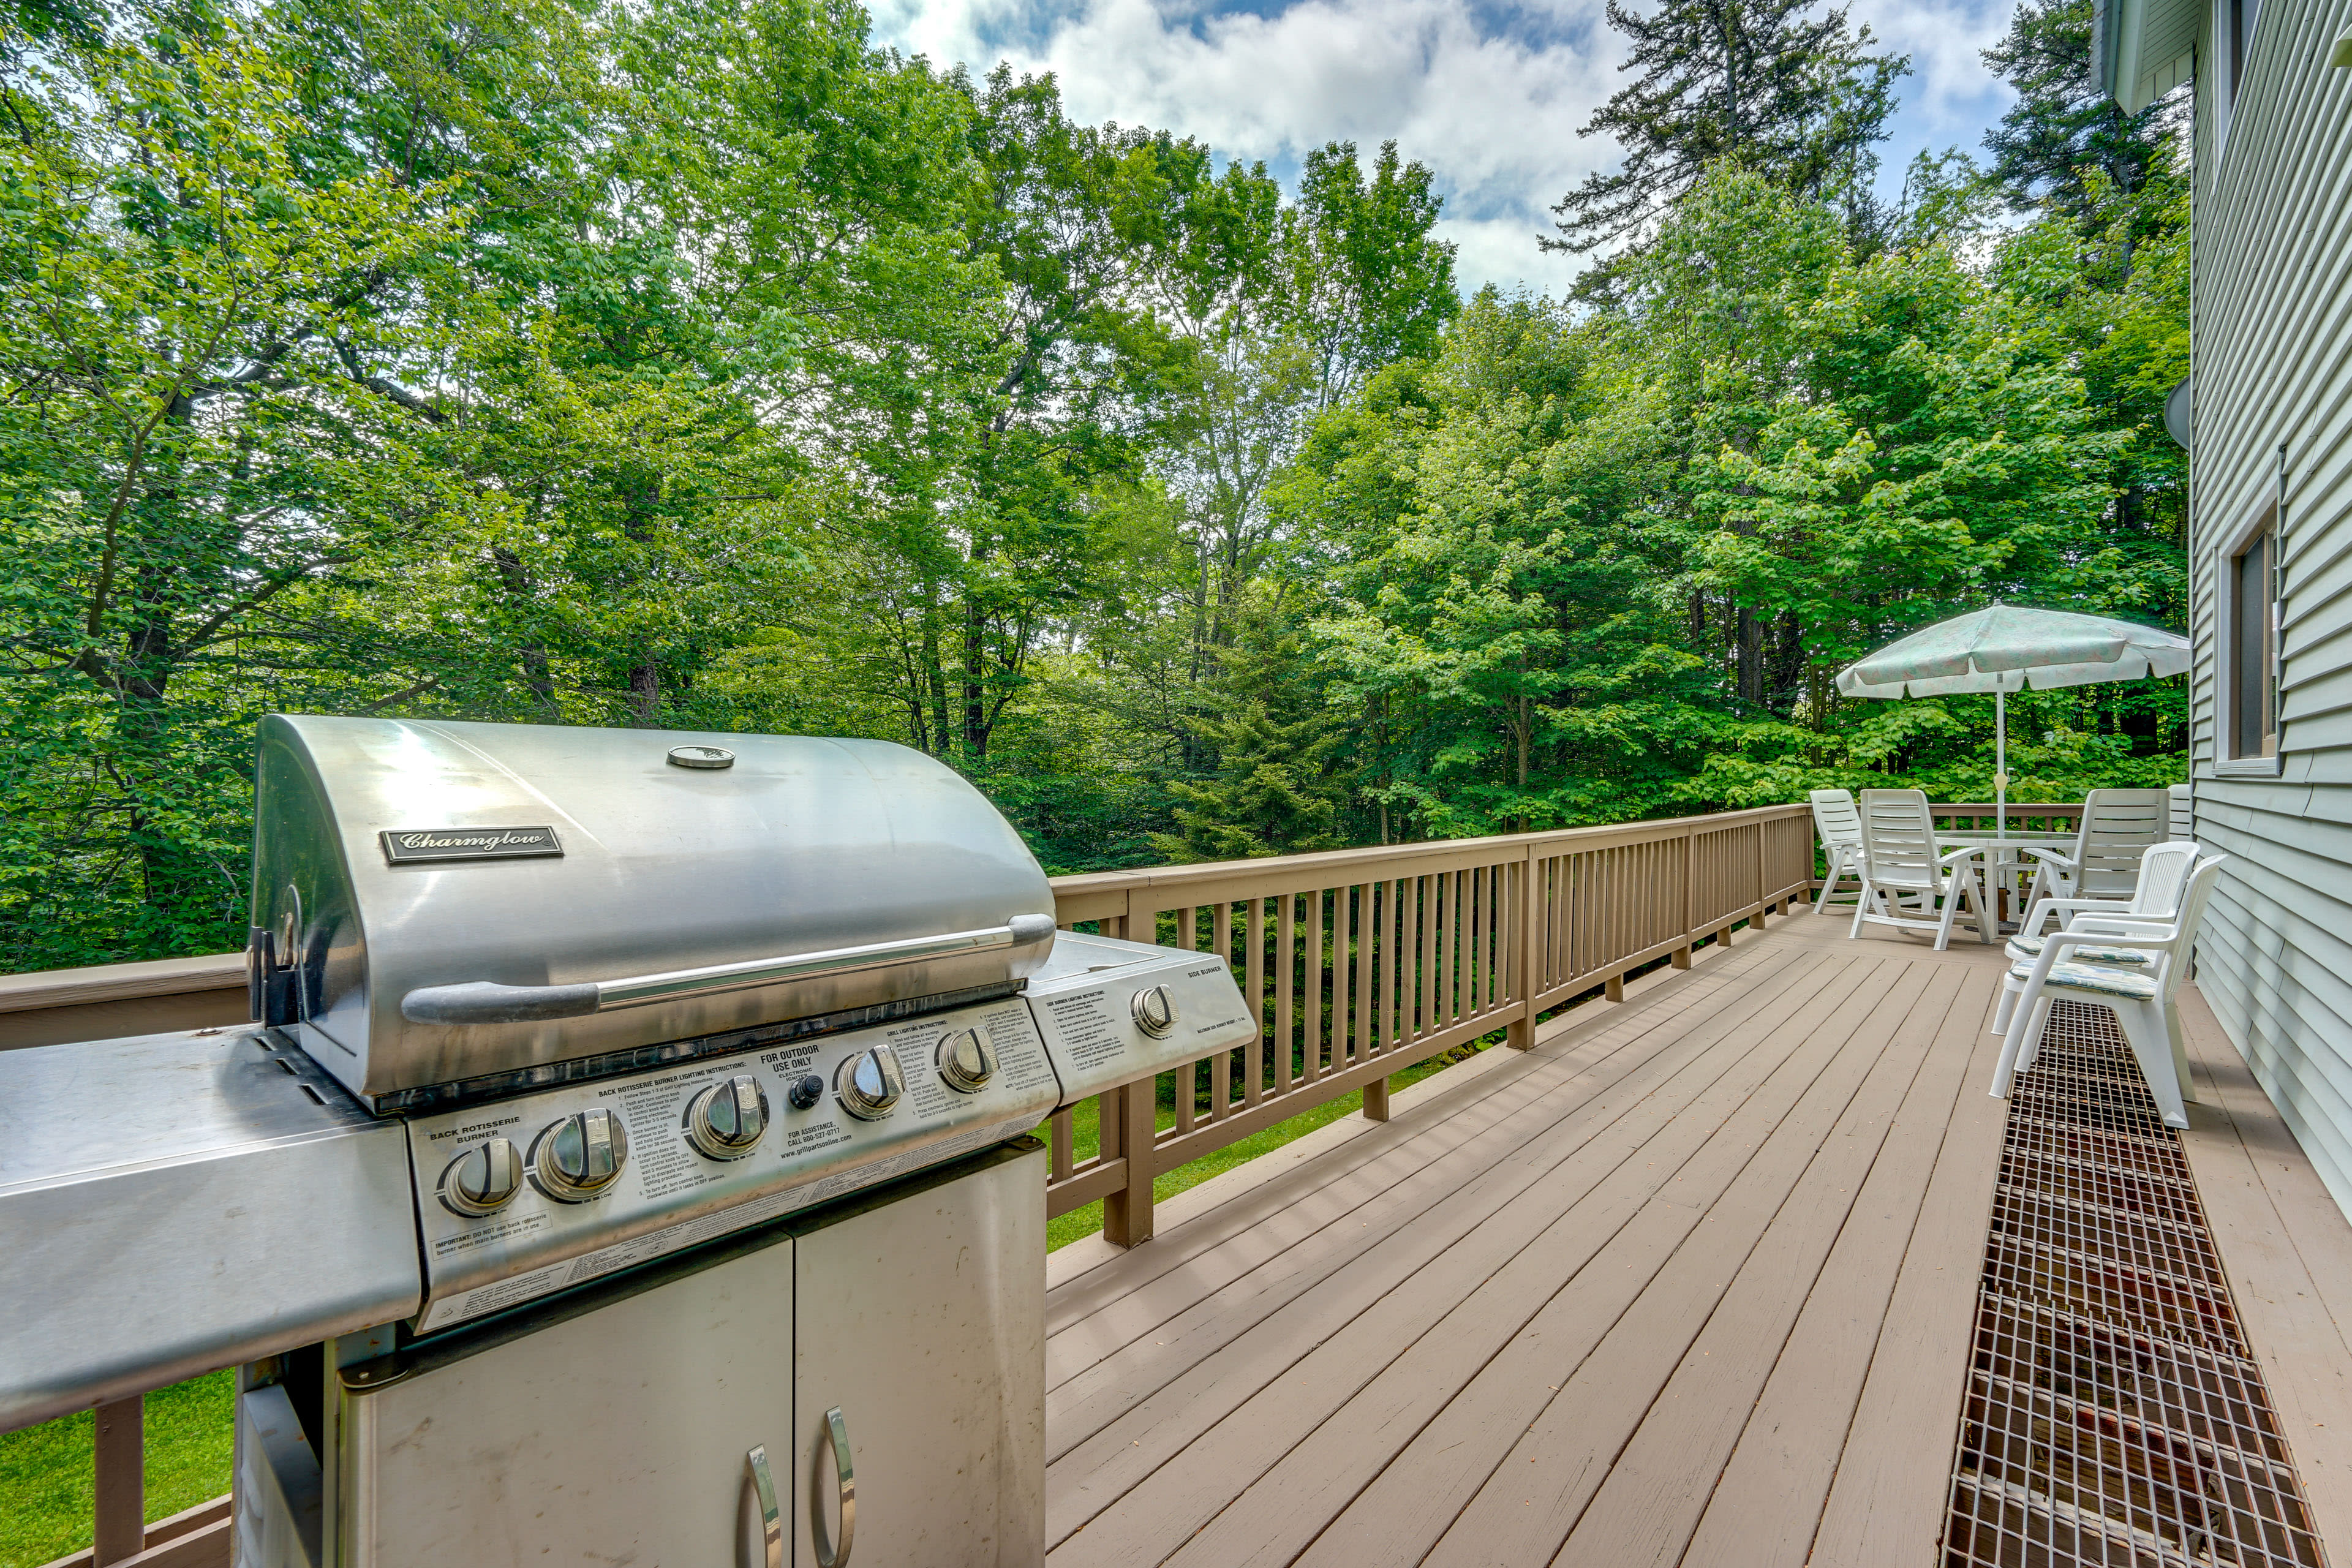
[626,662,661,726]
[961,592,989,760]
[1736,605,1762,707]
[492,548,559,720]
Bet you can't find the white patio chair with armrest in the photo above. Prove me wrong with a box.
[1808,789,1866,914]
[2016,787,2171,921]
[1989,840,2199,1036]
[1848,789,1991,950]
[1989,854,2226,1130]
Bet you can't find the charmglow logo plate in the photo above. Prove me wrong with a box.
[380,826,564,864]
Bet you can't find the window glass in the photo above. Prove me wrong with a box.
[2230,521,2278,759]
[2230,0,2248,98]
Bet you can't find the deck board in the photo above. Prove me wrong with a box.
[1048,949,1885,1557]
[1040,911,2344,1567]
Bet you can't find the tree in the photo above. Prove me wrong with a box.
[1981,0,2184,221]
[0,5,477,964]
[1152,582,1349,859]
[1547,0,1908,262]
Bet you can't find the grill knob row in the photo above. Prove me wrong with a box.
[437,1030,1006,1219]
[532,1107,629,1203]
[684,1075,769,1161]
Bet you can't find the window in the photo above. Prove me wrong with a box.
[2220,508,2280,765]
[2230,0,2250,99]
[2215,0,2261,152]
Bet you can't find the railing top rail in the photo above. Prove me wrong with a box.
[0,952,246,1017]
[1071,804,1814,900]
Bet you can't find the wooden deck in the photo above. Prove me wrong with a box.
[1040,906,2352,1567]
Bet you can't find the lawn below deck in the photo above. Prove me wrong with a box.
[1039,908,2021,1568]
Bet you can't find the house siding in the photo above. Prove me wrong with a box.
[2192,0,2352,1219]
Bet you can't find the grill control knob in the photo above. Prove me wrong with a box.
[684,1075,769,1160]
[437,1137,522,1218]
[1132,984,1180,1038]
[786,1073,824,1112]
[530,1108,628,1202]
[935,1028,996,1094]
[835,1044,904,1121]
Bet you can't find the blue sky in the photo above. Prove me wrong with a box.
[866,0,2022,296]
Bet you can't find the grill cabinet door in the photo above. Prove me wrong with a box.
[791,1143,1045,1568]
[338,1228,794,1567]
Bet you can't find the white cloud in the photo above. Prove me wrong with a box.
[869,0,2018,298]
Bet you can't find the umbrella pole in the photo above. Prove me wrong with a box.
[1997,687,2008,936]
[1996,688,2008,844]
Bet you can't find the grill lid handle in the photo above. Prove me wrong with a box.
[398,914,1059,1027]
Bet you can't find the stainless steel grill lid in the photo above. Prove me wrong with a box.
[251,716,1057,1107]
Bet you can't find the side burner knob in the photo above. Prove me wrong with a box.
[530,1107,629,1202]
[935,1028,996,1094]
[1131,984,1179,1039]
[437,1137,522,1218]
[684,1075,769,1160]
[835,1044,905,1121]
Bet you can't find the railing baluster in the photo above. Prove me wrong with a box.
[1049,1108,1074,1182]
[1305,888,1325,1082]
[1243,897,1265,1107]
[92,1393,142,1567]
[1276,894,1295,1095]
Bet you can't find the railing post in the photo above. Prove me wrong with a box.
[93,1393,143,1566]
[1101,1077,1156,1248]
[1672,824,1695,968]
[1507,843,1541,1049]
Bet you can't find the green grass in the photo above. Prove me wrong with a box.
[0,1370,236,1568]
[1048,1047,1487,1251]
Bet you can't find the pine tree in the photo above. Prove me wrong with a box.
[1547,0,1908,260]
[1149,582,1351,862]
[1151,701,1346,862]
[1981,0,2184,221]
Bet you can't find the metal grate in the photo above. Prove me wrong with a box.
[1941,1000,2329,1567]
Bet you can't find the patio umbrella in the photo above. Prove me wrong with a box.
[1834,603,2190,841]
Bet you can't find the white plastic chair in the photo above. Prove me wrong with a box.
[1809,789,1865,914]
[1989,840,2199,1036]
[1848,789,1991,950]
[2018,787,2171,919]
[1989,854,2226,1130]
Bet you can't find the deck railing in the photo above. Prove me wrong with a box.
[1040,805,1817,1244]
[7,797,2118,1568]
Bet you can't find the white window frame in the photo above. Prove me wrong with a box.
[2213,502,2283,776]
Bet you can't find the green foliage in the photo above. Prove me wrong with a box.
[1981,0,2186,219]
[1548,0,1909,266]
[0,0,2187,970]
[1289,159,2188,840]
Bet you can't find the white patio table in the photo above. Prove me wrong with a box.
[1934,832,2077,937]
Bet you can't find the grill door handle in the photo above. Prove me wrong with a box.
[814,1406,854,1568]
[745,1444,782,1568]
[399,914,1058,1025]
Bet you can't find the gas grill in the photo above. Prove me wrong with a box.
[0,715,1257,1568]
